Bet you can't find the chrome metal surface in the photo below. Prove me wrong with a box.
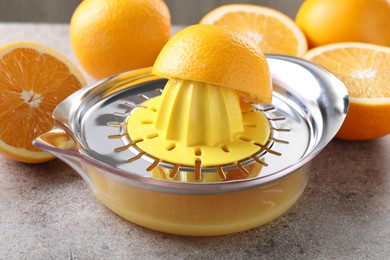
[34,55,348,193]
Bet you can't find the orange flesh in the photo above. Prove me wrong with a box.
[0,48,83,152]
[212,12,300,55]
[304,43,390,140]
[309,47,390,98]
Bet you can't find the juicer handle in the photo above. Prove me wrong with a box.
[33,128,80,155]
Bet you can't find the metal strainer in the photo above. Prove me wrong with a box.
[34,55,348,236]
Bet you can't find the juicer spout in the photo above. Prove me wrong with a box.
[33,127,97,189]
[33,127,79,157]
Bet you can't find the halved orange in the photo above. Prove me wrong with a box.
[200,4,308,56]
[304,42,390,140]
[0,42,86,163]
[152,24,272,103]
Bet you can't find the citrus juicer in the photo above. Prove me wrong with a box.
[33,55,348,236]
[33,26,348,236]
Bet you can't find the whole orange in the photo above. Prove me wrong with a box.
[295,0,390,48]
[70,0,171,80]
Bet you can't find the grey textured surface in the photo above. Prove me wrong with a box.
[0,23,390,259]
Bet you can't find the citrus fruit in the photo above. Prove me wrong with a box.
[70,0,171,80]
[200,4,307,56]
[0,42,86,163]
[296,0,390,49]
[304,42,390,140]
[152,24,272,103]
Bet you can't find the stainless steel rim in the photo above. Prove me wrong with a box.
[35,55,349,194]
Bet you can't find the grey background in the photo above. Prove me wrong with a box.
[0,0,305,24]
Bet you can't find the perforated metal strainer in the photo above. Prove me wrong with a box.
[34,55,348,236]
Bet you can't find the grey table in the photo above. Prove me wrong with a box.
[0,23,389,259]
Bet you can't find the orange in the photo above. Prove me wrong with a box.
[0,42,86,163]
[304,42,390,140]
[296,0,390,49]
[152,24,272,103]
[200,4,307,56]
[70,0,171,80]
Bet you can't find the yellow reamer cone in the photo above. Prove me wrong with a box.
[127,78,270,167]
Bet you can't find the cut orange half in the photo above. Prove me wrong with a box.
[153,24,272,103]
[304,42,390,140]
[0,42,86,163]
[200,4,308,56]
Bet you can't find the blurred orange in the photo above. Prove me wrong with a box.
[70,0,171,80]
[296,0,390,48]
[200,4,307,56]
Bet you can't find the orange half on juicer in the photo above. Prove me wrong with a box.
[126,24,275,182]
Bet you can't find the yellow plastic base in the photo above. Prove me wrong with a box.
[88,165,309,236]
[126,79,270,167]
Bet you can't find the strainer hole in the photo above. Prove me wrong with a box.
[141,120,154,124]
[166,143,176,151]
[132,138,144,144]
[221,145,230,153]
[146,133,158,139]
[239,136,251,142]
[194,159,202,180]
[244,123,257,128]
[195,148,202,156]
